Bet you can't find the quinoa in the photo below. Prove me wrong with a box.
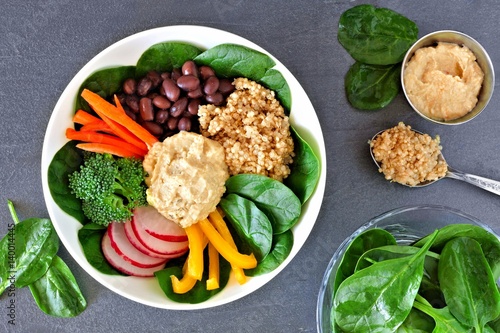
[369,122,448,186]
[198,78,294,181]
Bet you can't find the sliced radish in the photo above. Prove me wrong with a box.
[124,220,186,260]
[108,222,167,268]
[131,216,189,256]
[101,231,166,277]
[133,206,187,242]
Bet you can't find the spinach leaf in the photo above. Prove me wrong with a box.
[438,237,500,330]
[284,126,320,205]
[75,66,136,112]
[47,140,86,224]
[135,42,203,77]
[338,4,418,65]
[413,297,473,333]
[333,228,397,293]
[396,307,435,333]
[245,230,293,277]
[414,224,500,280]
[345,62,400,110]
[29,255,87,317]
[488,316,500,333]
[78,223,122,275]
[0,228,13,296]
[219,194,273,262]
[259,68,292,112]
[155,251,231,304]
[225,174,301,234]
[333,230,438,332]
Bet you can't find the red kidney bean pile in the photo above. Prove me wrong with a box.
[116,60,235,140]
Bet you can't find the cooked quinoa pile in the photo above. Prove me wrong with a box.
[198,78,294,181]
[369,122,448,186]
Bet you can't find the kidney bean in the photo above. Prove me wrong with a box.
[170,97,188,117]
[124,108,136,121]
[176,75,200,92]
[187,87,203,99]
[187,98,201,116]
[218,78,235,95]
[146,71,162,88]
[178,117,192,131]
[199,66,215,80]
[116,93,127,105]
[205,92,224,105]
[203,76,220,95]
[162,78,180,102]
[182,60,199,77]
[143,121,163,137]
[167,117,179,131]
[171,68,182,82]
[152,95,171,109]
[155,110,169,124]
[123,78,137,95]
[137,77,153,96]
[125,95,140,113]
[139,97,154,121]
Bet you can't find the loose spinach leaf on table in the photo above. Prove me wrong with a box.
[29,255,87,317]
[338,4,418,65]
[135,42,204,77]
[219,194,273,262]
[333,230,438,332]
[47,140,86,224]
[345,61,400,110]
[78,223,122,275]
[284,126,320,205]
[438,237,500,331]
[225,174,301,235]
[245,230,293,277]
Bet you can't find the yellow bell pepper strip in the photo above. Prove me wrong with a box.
[206,242,220,290]
[208,210,247,285]
[185,223,205,281]
[198,218,257,269]
[170,258,197,294]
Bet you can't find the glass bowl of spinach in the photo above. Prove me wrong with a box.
[317,205,500,333]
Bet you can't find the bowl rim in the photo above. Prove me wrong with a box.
[316,204,498,333]
[401,30,495,125]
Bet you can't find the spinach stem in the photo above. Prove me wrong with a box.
[7,199,20,225]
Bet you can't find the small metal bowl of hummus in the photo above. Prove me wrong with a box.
[401,30,495,125]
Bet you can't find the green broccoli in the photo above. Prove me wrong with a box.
[68,153,148,226]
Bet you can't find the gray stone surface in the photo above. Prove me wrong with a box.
[1,1,500,332]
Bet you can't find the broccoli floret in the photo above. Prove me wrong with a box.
[68,153,148,226]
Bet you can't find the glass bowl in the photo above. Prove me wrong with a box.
[316,205,500,333]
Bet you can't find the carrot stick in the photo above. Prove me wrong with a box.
[72,109,101,125]
[79,119,114,134]
[75,143,143,159]
[66,128,148,157]
[80,89,158,149]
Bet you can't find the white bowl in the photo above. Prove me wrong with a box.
[41,26,326,310]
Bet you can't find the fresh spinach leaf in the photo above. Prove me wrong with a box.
[414,224,500,280]
[488,316,500,333]
[0,230,13,296]
[219,194,273,262]
[413,297,473,333]
[78,223,122,275]
[75,66,136,112]
[29,255,87,317]
[47,140,86,224]
[396,307,435,333]
[338,4,418,65]
[155,252,231,304]
[245,230,293,277]
[284,126,320,205]
[135,42,203,77]
[345,61,400,110]
[438,237,500,330]
[225,174,301,235]
[333,228,397,293]
[259,68,292,112]
[333,230,438,332]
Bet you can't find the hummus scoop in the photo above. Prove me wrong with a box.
[370,127,500,195]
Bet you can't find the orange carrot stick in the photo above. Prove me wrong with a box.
[66,128,148,157]
[80,89,158,149]
[79,120,114,134]
[75,143,142,159]
[72,109,101,125]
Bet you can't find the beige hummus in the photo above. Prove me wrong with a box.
[403,42,484,121]
[143,131,229,228]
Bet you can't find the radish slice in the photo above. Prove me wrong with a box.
[133,206,188,242]
[108,222,167,268]
[131,216,189,255]
[101,231,166,277]
[124,220,186,260]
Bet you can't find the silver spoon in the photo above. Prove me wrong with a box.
[370,129,500,195]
